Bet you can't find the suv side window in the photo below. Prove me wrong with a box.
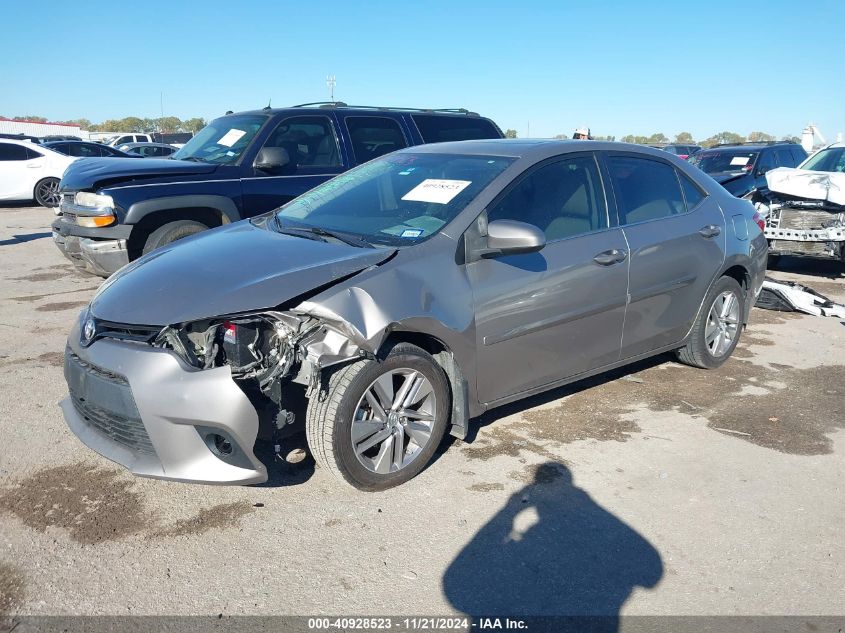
[412,114,500,143]
[607,155,685,224]
[775,148,797,168]
[487,155,607,240]
[756,150,776,175]
[0,143,31,161]
[262,116,342,171]
[344,116,408,163]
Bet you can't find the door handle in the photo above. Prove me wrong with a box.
[698,225,721,238]
[593,249,628,266]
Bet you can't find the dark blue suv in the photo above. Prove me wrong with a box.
[52,103,503,276]
[689,141,807,198]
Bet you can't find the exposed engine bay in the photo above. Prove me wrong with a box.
[753,168,845,260]
[152,311,363,443]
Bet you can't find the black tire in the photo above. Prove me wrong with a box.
[34,177,61,207]
[676,276,745,369]
[141,220,208,255]
[306,343,450,491]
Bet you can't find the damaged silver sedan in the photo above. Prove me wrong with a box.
[61,140,767,490]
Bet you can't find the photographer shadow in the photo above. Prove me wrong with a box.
[443,462,662,632]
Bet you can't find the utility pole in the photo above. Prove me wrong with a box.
[326,75,336,102]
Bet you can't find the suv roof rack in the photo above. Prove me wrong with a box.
[291,102,479,116]
[711,141,791,148]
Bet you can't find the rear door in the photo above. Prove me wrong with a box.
[603,152,726,359]
[341,116,409,165]
[468,152,629,403]
[239,114,347,215]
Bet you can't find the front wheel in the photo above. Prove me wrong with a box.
[676,276,745,369]
[142,220,208,255]
[306,343,450,491]
[34,178,61,207]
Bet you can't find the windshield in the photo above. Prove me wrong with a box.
[171,114,268,165]
[273,152,515,246]
[801,147,845,173]
[689,150,758,174]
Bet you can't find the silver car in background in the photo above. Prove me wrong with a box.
[61,140,767,490]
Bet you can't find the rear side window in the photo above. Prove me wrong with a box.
[345,116,408,163]
[412,114,500,143]
[678,171,706,210]
[0,143,31,161]
[790,147,807,164]
[607,155,685,224]
[775,148,797,167]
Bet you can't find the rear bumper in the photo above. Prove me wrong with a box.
[52,216,131,277]
[61,318,268,485]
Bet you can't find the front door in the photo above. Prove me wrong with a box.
[602,152,726,359]
[240,115,347,216]
[468,153,629,404]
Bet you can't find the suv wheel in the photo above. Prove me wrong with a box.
[676,276,745,369]
[142,220,209,255]
[34,178,61,207]
[306,343,450,491]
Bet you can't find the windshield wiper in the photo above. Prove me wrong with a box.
[179,156,208,163]
[272,217,372,248]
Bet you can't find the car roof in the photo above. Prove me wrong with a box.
[119,142,174,148]
[698,143,800,153]
[398,138,673,160]
[229,105,491,120]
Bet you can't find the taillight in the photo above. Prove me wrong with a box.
[752,212,765,232]
[222,322,237,344]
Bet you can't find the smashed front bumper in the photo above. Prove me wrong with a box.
[51,215,130,277]
[60,319,268,485]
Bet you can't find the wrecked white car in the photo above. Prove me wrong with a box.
[754,143,845,263]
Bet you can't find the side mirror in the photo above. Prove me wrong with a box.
[254,147,291,173]
[481,220,546,258]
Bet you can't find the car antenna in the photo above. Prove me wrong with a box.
[263,99,272,111]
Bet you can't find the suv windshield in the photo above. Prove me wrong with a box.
[272,152,514,246]
[690,150,758,174]
[172,114,268,165]
[802,147,845,173]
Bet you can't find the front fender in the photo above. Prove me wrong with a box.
[124,195,241,225]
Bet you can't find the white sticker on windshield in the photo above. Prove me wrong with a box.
[217,129,246,147]
[730,156,750,166]
[401,179,471,204]
[401,228,424,238]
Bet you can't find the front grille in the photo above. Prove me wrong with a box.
[71,395,155,455]
[94,321,162,345]
[65,349,155,455]
[770,240,832,255]
[778,209,841,230]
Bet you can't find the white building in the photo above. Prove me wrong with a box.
[0,118,83,138]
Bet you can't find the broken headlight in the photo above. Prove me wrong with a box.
[154,312,312,390]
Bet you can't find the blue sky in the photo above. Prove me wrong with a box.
[2,0,842,141]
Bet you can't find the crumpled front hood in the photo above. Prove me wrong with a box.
[90,221,395,325]
[59,157,217,192]
[766,167,845,206]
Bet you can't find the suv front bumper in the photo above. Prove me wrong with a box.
[61,318,268,485]
[52,215,131,277]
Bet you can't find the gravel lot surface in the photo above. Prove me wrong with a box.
[1,206,843,618]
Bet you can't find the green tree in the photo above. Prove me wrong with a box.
[674,131,694,144]
[13,115,47,122]
[701,131,745,148]
[781,135,801,144]
[182,117,206,133]
[621,134,649,144]
[504,129,518,138]
[593,135,616,141]
[646,132,668,144]
[59,118,93,129]
[747,131,775,143]
[553,134,569,140]
[118,117,146,132]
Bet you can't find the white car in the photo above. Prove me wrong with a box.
[0,139,78,208]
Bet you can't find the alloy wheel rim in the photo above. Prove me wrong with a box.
[351,368,436,474]
[705,290,740,357]
[39,180,60,206]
